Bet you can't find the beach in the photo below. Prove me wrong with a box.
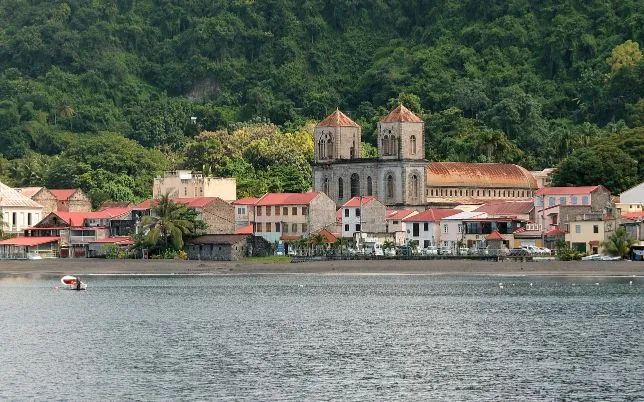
[0,258,642,276]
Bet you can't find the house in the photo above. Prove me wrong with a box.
[402,208,461,249]
[473,201,534,222]
[87,237,135,257]
[512,223,546,248]
[462,216,528,250]
[16,187,92,216]
[564,213,616,254]
[386,209,419,234]
[439,211,487,251]
[233,197,259,230]
[530,168,557,188]
[616,182,644,215]
[620,212,644,247]
[535,186,612,229]
[184,234,271,261]
[341,196,386,239]
[134,197,235,234]
[0,236,60,259]
[253,192,336,243]
[1,181,44,235]
[153,170,236,202]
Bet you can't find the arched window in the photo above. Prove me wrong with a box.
[387,175,394,198]
[350,173,360,198]
[410,135,417,155]
[390,136,396,155]
[318,139,325,159]
[382,136,389,156]
[411,174,419,199]
[326,139,333,159]
[338,178,344,199]
[323,178,329,195]
[367,176,373,196]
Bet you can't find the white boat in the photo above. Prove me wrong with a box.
[60,275,87,290]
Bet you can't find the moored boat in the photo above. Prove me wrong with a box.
[60,275,87,290]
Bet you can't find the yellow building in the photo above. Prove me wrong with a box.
[153,170,236,202]
[564,213,616,254]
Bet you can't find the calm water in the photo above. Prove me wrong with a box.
[0,273,642,401]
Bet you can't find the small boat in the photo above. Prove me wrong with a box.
[60,275,87,290]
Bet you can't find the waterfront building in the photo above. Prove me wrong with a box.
[153,170,236,202]
[616,182,644,215]
[135,197,235,235]
[233,197,259,230]
[534,186,612,230]
[439,211,487,251]
[402,208,461,250]
[340,196,386,239]
[564,213,616,254]
[15,187,92,216]
[0,181,43,236]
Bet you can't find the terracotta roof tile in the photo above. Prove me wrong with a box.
[427,162,538,189]
[316,109,360,128]
[342,196,380,207]
[0,236,60,246]
[403,209,462,222]
[233,197,260,205]
[386,209,418,220]
[486,231,504,241]
[49,189,78,201]
[474,202,534,215]
[233,224,254,235]
[622,211,644,220]
[255,193,321,206]
[380,104,423,123]
[535,186,603,196]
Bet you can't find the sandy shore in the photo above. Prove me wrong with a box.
[0,258,642,277]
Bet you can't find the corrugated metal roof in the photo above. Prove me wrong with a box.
[233,197,260,205]
[474,202,534,215]
[441,211,488,221]
[49,189,78,201]
[255,193,321,206]
[0,236,60,246]
[386,209,418,220]
[403,209,462,222]
[380,104,423,123]
[316,109,360,128]
[233,224,254,234]
[14,187,44,198]
[535,186,602,196]
[0,181,44,208]
[427,162,538,189]
[342,196,379,207]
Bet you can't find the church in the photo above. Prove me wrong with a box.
[312,105,537,208]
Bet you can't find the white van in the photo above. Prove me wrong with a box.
[363,241,384,256]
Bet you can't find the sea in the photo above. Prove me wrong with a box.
[0,273,642,401]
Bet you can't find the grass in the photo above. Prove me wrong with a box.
[241,255,292,264]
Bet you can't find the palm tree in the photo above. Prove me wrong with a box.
[602,227,636,258]
[311,233,325,256]
[382,240,395,255]
[334,237,349,256]
[140,194,196,251]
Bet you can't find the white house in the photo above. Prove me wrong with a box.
[0,181,44,236]
[386,209,418,233]
[439,211,487,251]
[617,182,644,215]
[341,196,386,238]
[402,209,461,249]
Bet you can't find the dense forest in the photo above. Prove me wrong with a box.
[0,0,642,205]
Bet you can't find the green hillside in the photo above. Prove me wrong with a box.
[0,0,642,202]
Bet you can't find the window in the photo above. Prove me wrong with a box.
[410,135,417,155]
[355,224,361,232]
[387,175,394,198]
[323,178,329,194]
[338,178,344,199]
[413,223,419,237]
[302,223,308,233]
[326,138,333,159]
[350,173,360,198]
[393,221,399,224]
[275,222,281,232]
[443,224,448,234]
[12,212,16,225]
[257,206,262,216]
[536,197,543,206]
[548,197,555,206]
[184,187,187,196]
[411,174,419,199]
[559,197,566,205]
[266,206,271,216]
[575,225,581,234]
[292,223,297,233]
[265,222,271,232]
[344,224,349,231]
[582,196,589,205]
[283,224,289,233]
[355,208,361,217]
[292,207,297,215]
[27,213,32,226]
[367,176,373,196]
[593,225,599,234]
[424,240,430,248]
[382,135,390,155]
[302,207,308,215]
[423,222,429,231]
[344,209,350,217]
[256,223,263,232]
[283,207,288,216]
[458,224,463,233]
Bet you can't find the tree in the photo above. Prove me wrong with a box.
[140,195,202,251]
[382,240,395,255]
[607,40,643,74]
[310,233,326,256]
[334,237,349,256]
[602,228,636,258]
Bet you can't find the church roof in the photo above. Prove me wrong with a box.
[316,109,360,128]
[0,181,43,208]
[380,104,423,123]
[427,162,538,190]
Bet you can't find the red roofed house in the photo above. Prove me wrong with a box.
[535,186,612,229]
[253,192,336,243]
[402,209,462,250]
[386,209,419,234]
[16,187,91,216]
[233,197,259,230]
[134,197,235,235]
[0,236,60,259]
[474,201,535,222]
[341,196,386,239]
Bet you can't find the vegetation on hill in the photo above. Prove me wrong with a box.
[0,0,642,201]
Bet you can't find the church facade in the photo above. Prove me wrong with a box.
[312,105,537,208]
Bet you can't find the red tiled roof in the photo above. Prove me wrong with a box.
[135,197,225,209]
[336,208,342,222]
[486,231,504,241]
[0,236,60,246]
[316,109,360,128]
[89,237,134,245]
[316,229,338,243]
[49,189,78,201]
[622,211,644,220]
[403,209,462,222]
[545,227,566,236]
[233,224,254,235]
[386,209,418,220]
[427,162,537,189]
[255,193,320,206]
[536,186,602,196]
[280,235,301,241]
[380,104,423,123]
[342,196,380,207]
[474,202,534,215]
[233,197,260,205]
[48,208,132,227]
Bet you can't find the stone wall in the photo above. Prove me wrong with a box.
[201,199,235,234]
[362,200,387,233]
[65,190,92,212]
[32,190,58,217]
[309,193,337,233]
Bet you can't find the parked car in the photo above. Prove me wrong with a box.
[536,247,551,255]
[384,247,396,257]
[457,247,469,255]
[440,247,452,255]
[423,246,439,255]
